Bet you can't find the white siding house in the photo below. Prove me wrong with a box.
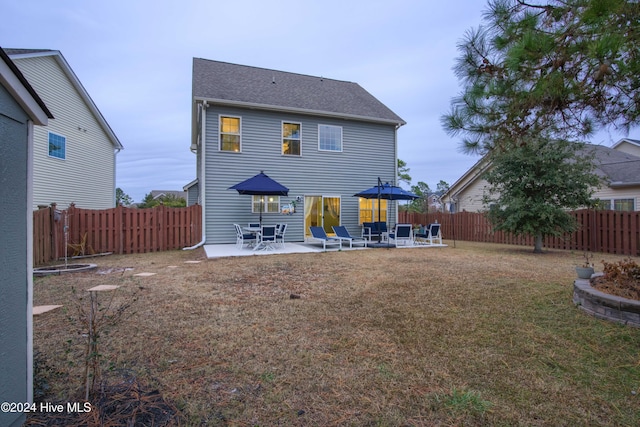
[443,141,640,212]
[191,59,406,244]
[6,49,123,210]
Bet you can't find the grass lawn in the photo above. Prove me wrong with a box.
[29,241,640,426]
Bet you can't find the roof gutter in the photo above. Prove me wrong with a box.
[609,181,640,188]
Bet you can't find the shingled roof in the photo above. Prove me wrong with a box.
[192,58,405,126]
[590,144,640,187]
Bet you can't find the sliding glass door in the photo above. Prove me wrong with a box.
[304,196,341,237]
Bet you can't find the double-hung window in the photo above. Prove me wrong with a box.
[220,116,241,152]
[318,124,342,152]
[282,122,301,155]
[358,198,387,223]
[252,195,280,213]
[48,132,66,159]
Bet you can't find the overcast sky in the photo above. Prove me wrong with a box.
[2,0,634,203]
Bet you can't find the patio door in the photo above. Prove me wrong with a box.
[304,196,341,237]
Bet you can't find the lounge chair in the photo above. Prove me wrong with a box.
[309,226,342,250]
[332,225,368,248]
[388,224,413,247]
[415,223,443,245]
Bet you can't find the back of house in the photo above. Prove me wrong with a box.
[190,58,406,244]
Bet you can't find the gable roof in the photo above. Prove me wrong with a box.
[150,190,187,200]
[611,138,640,150]
[0,47,52,124]
[5,48,123,150]
[192,58,405,126]
[443,142,640,201]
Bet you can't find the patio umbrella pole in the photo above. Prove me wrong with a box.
[377,177,382,243]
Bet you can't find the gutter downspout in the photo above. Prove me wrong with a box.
[184,101,207,250]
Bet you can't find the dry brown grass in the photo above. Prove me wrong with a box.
[30,242,640,426]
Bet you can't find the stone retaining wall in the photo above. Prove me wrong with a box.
[573,278,640,327]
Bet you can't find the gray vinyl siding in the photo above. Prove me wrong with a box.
[13,55,117,210]
[0,84,30,427]
[203,106,398,243]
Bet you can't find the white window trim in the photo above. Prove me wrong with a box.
[47,131,66,160]
[218,114,242,152]
[282,121,302,156]
[318,124,343,152]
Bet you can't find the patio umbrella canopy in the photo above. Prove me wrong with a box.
[228,171,289,224]
[354,181,419,201]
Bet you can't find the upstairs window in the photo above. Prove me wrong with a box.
[318,124,342,152]
[282,122,301,155]
[220,116,241,152]
[48,132,66,159]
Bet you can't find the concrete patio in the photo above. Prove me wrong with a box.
[202,241,446,259]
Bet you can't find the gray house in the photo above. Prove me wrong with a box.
[190,58,405,244]
[0,47,52,427]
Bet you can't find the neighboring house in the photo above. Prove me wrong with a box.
[611,137,640,157]
[427,193,444,212]
[442,141,640,212]
[6,49,123,210]
[190,58,405,244]
[150,190,187,201]
[0,47,52,427]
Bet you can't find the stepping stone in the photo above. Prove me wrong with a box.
[184,260,201,264]
[133,272,156,277]
[33,305,62,315]
[87,285,120,292]
[167,265,178,269]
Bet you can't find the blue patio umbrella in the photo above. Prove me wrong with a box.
[354,178,419,244]
[228,171,289,224]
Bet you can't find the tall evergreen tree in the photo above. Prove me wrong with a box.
[442,0,640,153]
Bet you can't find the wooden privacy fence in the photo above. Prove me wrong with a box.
[399,209,640,256]
[33,204,202,266]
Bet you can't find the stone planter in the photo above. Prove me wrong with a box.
[573,276,640,327]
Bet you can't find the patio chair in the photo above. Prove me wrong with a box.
[388,224,413,247]
[254,225,277,251]
[415,223,443,245]
[248,222,260,229]
[234,224,257,249]
[309,226,342,250]
[275,223,287,248]
[332,225,368,248]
